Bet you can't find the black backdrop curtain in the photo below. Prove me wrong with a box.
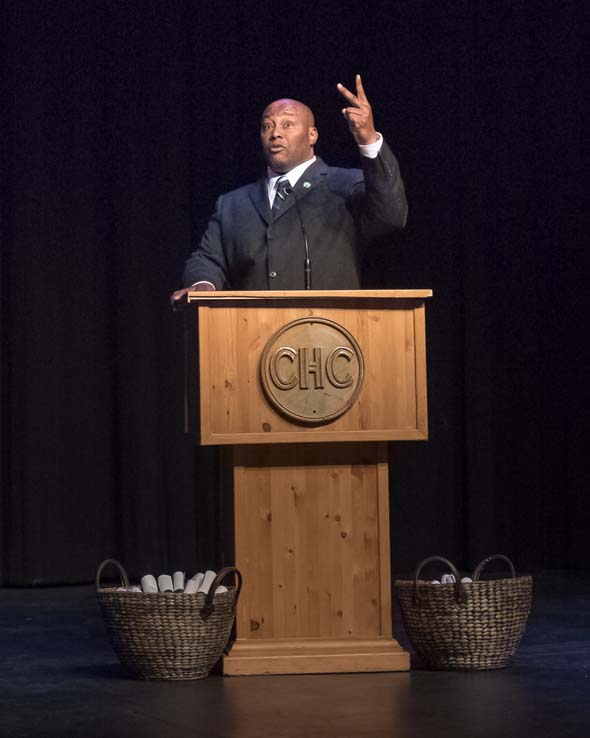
[1,1,587,585]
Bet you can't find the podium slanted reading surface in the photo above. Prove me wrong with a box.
[183,289,431,675]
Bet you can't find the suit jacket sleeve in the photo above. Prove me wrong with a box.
[352,139,408,240]
[182,195,230,289]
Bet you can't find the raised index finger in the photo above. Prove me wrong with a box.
[337,82,360,107]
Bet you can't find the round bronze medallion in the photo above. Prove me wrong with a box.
[259,317,364,425]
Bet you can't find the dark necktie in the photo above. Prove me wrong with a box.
[272,175,290,213]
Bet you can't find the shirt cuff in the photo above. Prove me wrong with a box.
[358,133,383,159]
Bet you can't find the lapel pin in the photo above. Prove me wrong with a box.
[303,181,311,188]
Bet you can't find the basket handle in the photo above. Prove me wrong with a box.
[472,554,516,581]
[96,558,130,590]
[201,566,243,621]
[413,555,466,605]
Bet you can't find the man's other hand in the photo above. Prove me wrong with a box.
[170,282,215,306]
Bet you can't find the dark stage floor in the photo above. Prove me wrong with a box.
[1,570,589,738]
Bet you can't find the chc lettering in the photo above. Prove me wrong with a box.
[269,346,354,391]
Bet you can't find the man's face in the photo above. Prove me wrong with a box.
[260,100,318,173]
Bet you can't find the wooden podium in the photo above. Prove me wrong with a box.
[183,289,431,675]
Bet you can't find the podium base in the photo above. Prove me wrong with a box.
[222,637,410,676]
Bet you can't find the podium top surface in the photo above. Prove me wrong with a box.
[185,289,432,304]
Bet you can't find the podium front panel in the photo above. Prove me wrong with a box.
[185,292,429,445]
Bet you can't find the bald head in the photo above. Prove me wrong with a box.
[262,99,316,127]
[260,99,318,173]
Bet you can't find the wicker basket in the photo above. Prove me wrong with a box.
[97,559,242,680]
[395,554,532,671]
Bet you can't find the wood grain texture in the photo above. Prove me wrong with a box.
[193,297,430,445]
[223,637,410,675]
[233,444,392,640]
[187,289,432,302]
[227,442,409,674]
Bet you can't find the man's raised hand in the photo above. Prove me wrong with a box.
[337,74,378,146]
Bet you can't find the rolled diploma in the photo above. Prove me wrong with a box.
[197,570,217,594]
[173,571,185,592]
[184,572,204,594]
[157,574,173,592]
[141,575,158,593]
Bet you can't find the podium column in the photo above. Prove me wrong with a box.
[223,442,409,675]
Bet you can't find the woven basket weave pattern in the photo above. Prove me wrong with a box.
[395,555,532,671]
[97,561,241,680]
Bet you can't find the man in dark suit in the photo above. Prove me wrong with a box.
[172,75,407,298]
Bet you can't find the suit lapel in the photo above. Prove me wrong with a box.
[248,176,272,225]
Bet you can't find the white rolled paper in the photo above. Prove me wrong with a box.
[141,575,158,593]
[129,586,142,593]
[184,572,204,593]
[197,570,217,594]
[431,580,441,585]
[215,585,228,594]
[461,577,473,583]
[157,574,173,592]
[173,571,185,592]
[441,574,456,584]
[183,579,198,594]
